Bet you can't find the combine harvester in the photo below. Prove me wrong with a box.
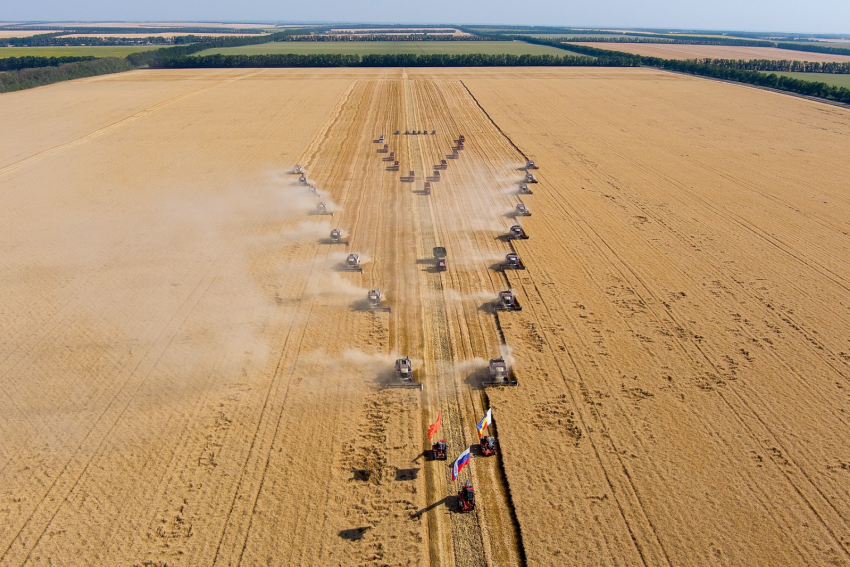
[313,202,334,217]
[433,246,447,272]
[432,170,441,182]
[423,182,431,195]
[439,159,448,170]
[515,203,531,217]
[380,144,389,153]
[299,174,308,185]
[480,436,497,457]
[518,183,533,195]
[431,439,447,460]
[294,165,302,174]
[408,170,415,182]
[508,225,529,240]
[457,480,475,512]
[343,253,364,273]
[524,159,538,170]
[524,172,538,184]
[494,290,522,312]
[378,134,384,144]
[388,161,400,171]
[388,357,423,390]
[484,357,518,387]
[500,253,526,271]
[328,228,349,245]
[366,289,391,312]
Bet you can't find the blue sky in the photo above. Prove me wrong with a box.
[1,0,848,34]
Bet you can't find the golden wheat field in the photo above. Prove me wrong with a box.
[571,42,850,62]
[1,66,849,567]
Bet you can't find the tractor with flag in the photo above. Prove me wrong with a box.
[427,411,447,460]
[477,408,497,457]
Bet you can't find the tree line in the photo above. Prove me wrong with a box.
[152,52,608,69]
[0,57,133,93]
[0,55,96,72]
[693,58,850,73]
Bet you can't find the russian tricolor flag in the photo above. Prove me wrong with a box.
[451,448,471,481]
[477,408,492,439]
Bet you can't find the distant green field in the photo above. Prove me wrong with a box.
[196,40,579,57]
[0,46,159,59]
[769,72,850,88]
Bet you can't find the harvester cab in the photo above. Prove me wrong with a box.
[458,134,465,144]
[299,174,307,185]
[388,356,423,390]
[378,134,384,143]
[432,439,447,460]
[515,203,531,216]
[389,151,395,160]
[458,480,475,512]
[409,170,415,181]
[485,357,518,386]
[509,225,529,240]
[424,181,431,195]
[433,170,441,181]
[525,159,538,170]
[524,172,537,183]
[440,159,448,169]
[390,161,400,171]
[501,253,526,271]
[345,253,364,273]
[451,149,459,158]
[518,183,533,195]
[395,129,400,135]
[480,436,496,457]
[294,165,302,174]
[495,290,522,312]
[382,144,389,153]
[431,129,436,135]
[405,130,410,135]
[367,289,391,312]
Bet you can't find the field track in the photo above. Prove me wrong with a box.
[1,67,849,566]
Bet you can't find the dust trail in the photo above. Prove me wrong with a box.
[440,288,495,303]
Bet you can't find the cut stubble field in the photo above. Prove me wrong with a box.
[1,66,849,567]
[573,41,850,62]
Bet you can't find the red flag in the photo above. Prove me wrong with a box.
[427,411,442,441]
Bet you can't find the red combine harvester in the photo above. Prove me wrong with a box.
[431,439,447,460]
[423,181,431,195]
[440,159,448,169]
[433,170,441,181]
[388,161,400,171]
[409,170,415,181]
[480,436,496,457]
[457,480,475,512]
